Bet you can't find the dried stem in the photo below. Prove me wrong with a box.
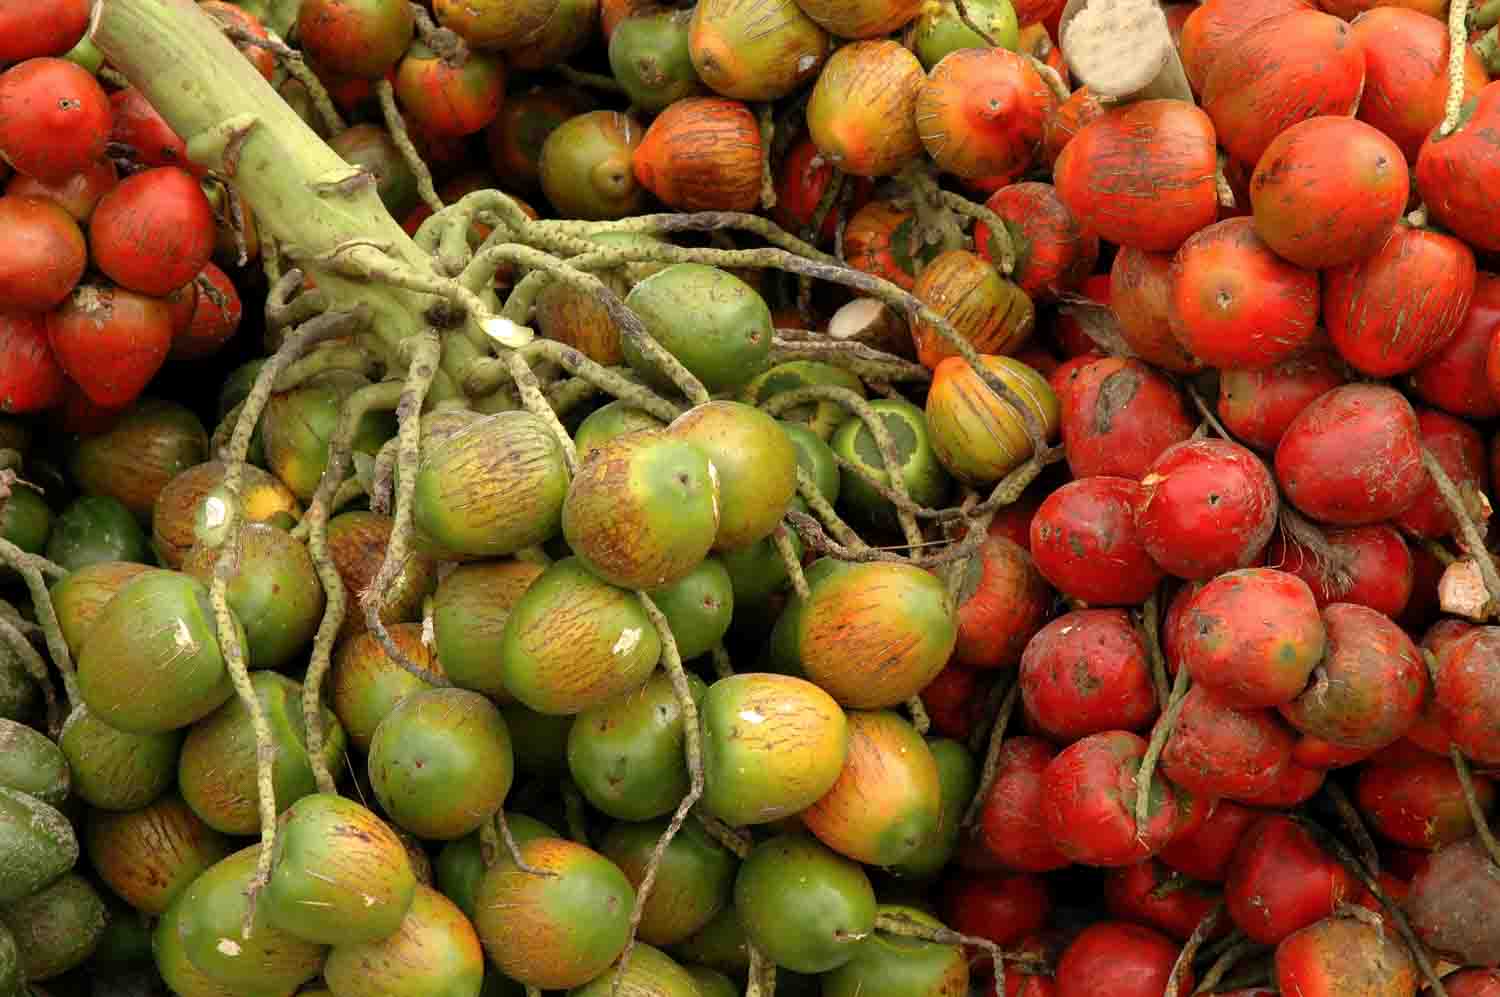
[758,103,776,210]
[1192,936,1262,996]
[215,24,345,134]
[773,526,810,599]
[1452,745,1500,869]
[963,678,1020,829]
[1423,446,1500,616]
[907,695,931,735]
[1324,781,1381,876]
[495,810,554,877]
[1135,665,1190,836]
[374,80,442,215]
[0,618,59,736]
[1140,587,1170,709]
[1442,0,1474,135]
[1165,903,1222,997]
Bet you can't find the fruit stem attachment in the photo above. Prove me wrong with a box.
[1451,746,1500,869]
[773,526,810,599]
[1422,446,1500,616]
[1134,665,1189,836]
[494,810,555,877]
[211,21,345,134]
[1139,587,1170,709]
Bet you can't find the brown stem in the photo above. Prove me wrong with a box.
[1324,781,1381,876]
[1423,446,1500,616]
[1452,745,1500,869]
[1165,903,1222,997]
[963,678,1020,829]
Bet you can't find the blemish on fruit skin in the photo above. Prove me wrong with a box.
[216,938,242,956]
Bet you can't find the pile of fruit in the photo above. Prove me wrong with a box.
[6,0,1500,993]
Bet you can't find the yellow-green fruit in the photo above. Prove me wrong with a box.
[668,401,797,551]
[85,795,232,915]
[322,885,484,997]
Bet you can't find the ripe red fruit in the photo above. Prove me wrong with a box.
[90,168,217,297]
[974,737,1070,873]
[1111,246,1204,373]
[1419,272,1500,420]
[395,44,506,139]
[919,665,988,741]
[46,284,173,409]
[1041,730,1181,867]
[1178,0,1312,95]
[1161,685,1295,801]
[170,264,243,360]
[1278,603,1427,751]
[1395,408,1489,540]
[1059,357,1194,480]
[1135,439,1279,581]
[1020,610,1159,742]
[1324,226,1476,378]
[1158,798,1259,883]
[109,88,194,173]
[942,872,1052,949]
[1217,350,1347,452]
[0,0,90,61]
[977,182,1097,303]
[6,158,118,222]
[1355,755,1494,850]
[299,0,415,79]
[952,533,1052,670]
[0,312,67,413]
[1029,477,1163,605]
[1267,523,1415,618]
[0,58,111,184]
[771,136,873,245]
[1224,815,1356,945]
[1432,627,1500,764]
[0,195,86,312]
[198,2,277,80]
[1444,969,1500,997]
[1418,83,1500,253]
[1274,916,1418,997]
[1290,734,1378,771]
[1275,384,1425,525]
[1055,921,1187,997]
[1103,858,1224,941]
[1168,217,1318,369]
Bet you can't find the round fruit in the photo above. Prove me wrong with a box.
[89,167,215,296]
[600,818,737,946]
[734,834,876,974]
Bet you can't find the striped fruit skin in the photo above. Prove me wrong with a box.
[632,97,763,212]
[807,40,925,177]
[926,354,1058,486]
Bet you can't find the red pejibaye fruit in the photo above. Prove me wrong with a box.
[1111,246,1204,374]
[974,736,1070,873]
[0,312,67,414]
[0,195,86,313]
[951,533,1052,670]
[89,168,217,297]
[1058,357,1194,480]
[1041,730,1181,867]
[1055,921,1188,997]
[1217,350,1346,452]
[1418,83,1500,253]
[46,284,173,409]
[1134,439,1279,581]
[1020,610,1159,743]
[1160,684,1295,801]
[976,182,1097,303]
[1029,477,1162,606]
[1224,814,1355,945]
[0,0,91,61]
[0,58,111,184]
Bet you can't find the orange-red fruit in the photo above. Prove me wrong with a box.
[394,44,506,138]
[1160,685,1295,801]
[1168,217,1318,369]
[1029,477,1163,606]
[199,2,278,79]
[1352,8,1488,164]
[46,285,173,409]
[1203,10,1364,168]
[1268,524,1414,619]
[1058,356,1194,480]
[297,0,415,79]
[1274,383,1426,525]
[89,168,217,297]
[1040,730,1181,867]
[976,182,1097,302]
[1109,247,1203,373]
[1217,350,1346,452]
[633,97,763,212]
[1135,439,1279,581]
[910,249,1033,367]
[1250,117,1409,270]
[1396,408,1489,541]
[1020,609,1159,743]
[842,200,931,290]
[1225,815,1355,945]
[1323,226,1476,377]
[1418,272,1500,420]
[170,264,243,360]
[1356,755,1494,850]
[0,312,67,414]
[915,48,1051,181]
[1418,82,1500,252]
[771,136,873,244]
[1275,916,1418,997]
[1054,100,1218,253]
[1041,86,1104,164]
[806,40,925,177]
[5,158,117,223]
[792,0,923,38]
[1178,0,1311,95]
[952,533,1051,670]
[1055,922,1187,997]
[0,58,111,184]
[1432,627,1500,764]
[0,195,86,313]
[0,0,90,61]
[109,89,193,173]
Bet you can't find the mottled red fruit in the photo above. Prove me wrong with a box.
[920,665,987,742]
[1418,83,1500,253]
[771,136,873,245]
[1168,217,1319,369]
[974,736,1070,873]
[1407,837,1500,967]
[1020,610,1158,743]
[46,284,173,409]
[1396,409,1489,540]
[298,0,414,79]
[109,89,192,172]
[1240,761,1328,807]
[1029,477,1163,606]
[942,873,1051,949]
[1356,756,1493,851]
[1325,226,1476,378]
[1224,815,1355,945]
[1217,350,1346,452]
[1290,735,1377,770]
[1443,969,1500,997]
[1053,100,1219,253]
[1178,0,1312,95]
[1135,440,1279,581]
[1419,273,1500,419]
[1267,523,1414,618]
[1041,730,1181,867]
[1275,384,1426,526]
[0,311,66,414]
[1279,603,1427,751]
[953,534,1052,670]
[1404,620,1472,755]
[1059,357,1194,480]
[5,158,117,222]
[89,168,217,297]
[1203,10,1364,168]
[1111,246,1204,374]
[976,182,1098,302]
[1432,627,1500,764]
[0,195,85,312]
[1103,858,1224,941]
[1250,118,1409,270]
[1275,915,1418,997]
[1161,685,1295,801]
[1041,86,1105,166]
[1158,799,1259,883]
[395,44,505,139]
[0,0,90,61]
[170,264,242,360]
[1054,921,1188,997]
[0,59,111,184]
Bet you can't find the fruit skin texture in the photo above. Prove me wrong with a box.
[794,0,923,39]
[1178,568,1325,710]
[973,736,1070,873]
[688,0,829,102]
[1217,350,1346,452]
[1407,837,1500,967]
[1422,272,1500,420]
[734,833,876,975]
[1054,921,1188,997]
[1168,216,1318,370]
[976,182,1098,302]
[668,400,796,551]
[633,96,763,212]
[807,41,927,177]
[925,354,1058,485]
[915,48,1051,181]
[1274,915,1418,997]
[0,196,85,312]
[1355,755,1493,850]
[1323,226,1477,378]
[1040,730,1181,867]
[1020,609,1158,742]
[1224,815,1355,945]
[297,0,414,78]
[0,0,90,61]
[47,285,173,410]
[1279,603,1427,751]
[1418,83,1500,253]
[0,312,66,414]
[1178,0,1311,95]
[1274,384,1425,526]
[1250,117,1409,270]
[912,251,1035,368]
[1058,356,1194,480]
[0,58,110,183]
[1135,439,1279,581]
[951,532,1051,670]
[1269,522,1414,618]
[1397,408,1489,540]
[394,43,505,138]
[1160,684,1294,800]
[1029,477,1162,606]
[88,166,217,297]
[1111,246,1205,374]
[1431,626,1500,764]
[1202,10,1364,168]
[1054,100,1218,252]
